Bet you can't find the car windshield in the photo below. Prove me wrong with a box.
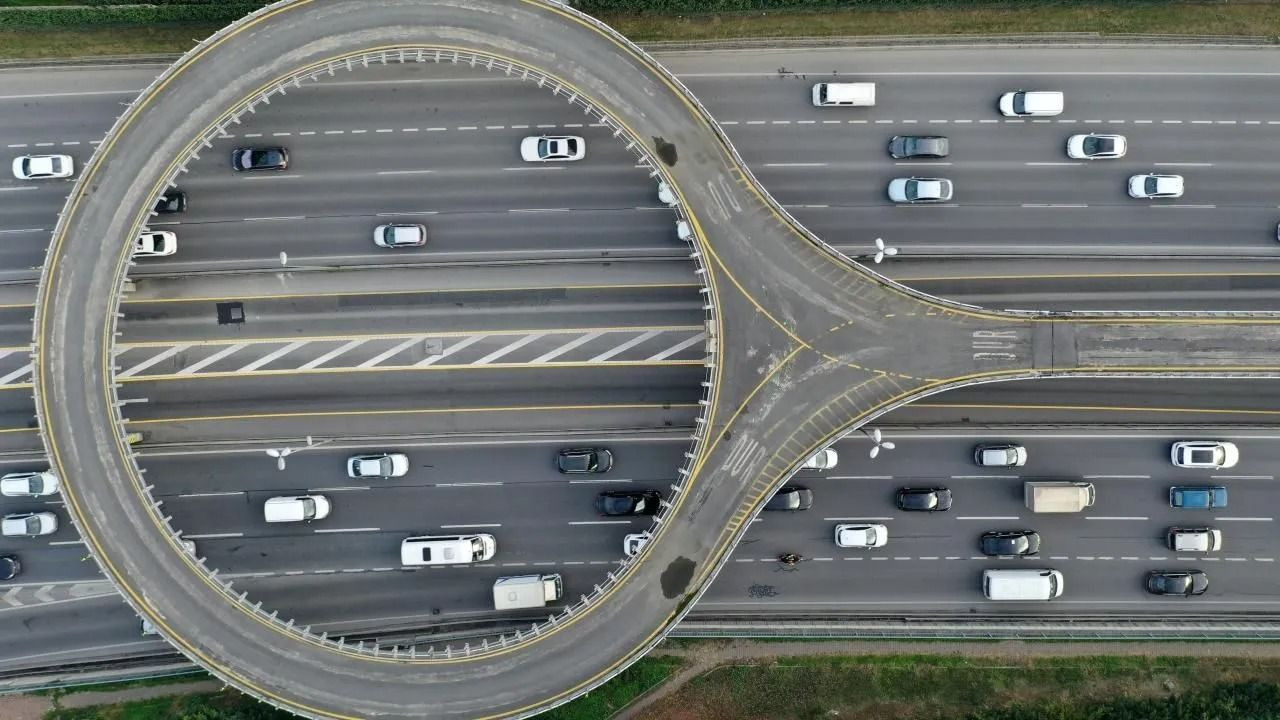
[538,139,555,157]
[1155,575,1187,593]
[299,498,315,516]
[23,516,36,533]
[1012,94,1026,114]
[1145,177,1161,194]
[28,478,44,494]
[1084,137,1109,154]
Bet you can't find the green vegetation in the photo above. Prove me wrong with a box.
[1,1,1280,58]
[39,656,682,720]
[644,653,1280,720]
[34,670,211,698]
[0,5,259,31]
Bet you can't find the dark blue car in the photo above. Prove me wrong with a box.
[1169,486,1227,509]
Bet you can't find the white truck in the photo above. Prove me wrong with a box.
[1024,481,1095,513]
[492,574,563,610]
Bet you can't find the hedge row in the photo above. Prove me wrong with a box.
[566,0,1081,12]
[0,4,262,29]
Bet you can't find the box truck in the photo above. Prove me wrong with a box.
[492,574,563,610]
[1024,481,1095,513]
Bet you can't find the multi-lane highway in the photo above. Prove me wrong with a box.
[7,24,1280,717]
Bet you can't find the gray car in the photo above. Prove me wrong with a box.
[887,177,953,204]
[765,486,813,511]
[888,136,949,159]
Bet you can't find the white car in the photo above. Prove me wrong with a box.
[657,181,677,206]
[973,444,1027,468]
[801,448,838,470]
[263,495,332,523]
[1129,173,1184,199]
[888,177,952,204]
[1171,440,1238,469]
[834,523,888,548]
[0,470,60,497]
[373,224,427,249]
[623,532,650,557]
[1066,134,1127,160]
[12,154,73,180]
[134,231,177,258]
[519,135,585,162]
[1,511,57,537]
[998,90,1064,117]
[347,452,409,478]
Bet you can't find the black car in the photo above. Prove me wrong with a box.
[154,190,187,214]
[896,487,953,512]
[888,135,949,159]
[595,490,661,517]
[0,554,20,581]
[1147,570,1208,596]
[764,486,813,511]
[979,530,1041,557]
[557,447,613,474]
[231,146,289,172]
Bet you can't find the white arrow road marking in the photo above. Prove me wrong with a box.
[2,587,21,607]
[34,585,54,603]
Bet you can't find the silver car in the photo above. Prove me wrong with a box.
[888,177,952,204]
[0,470,60,497]
[347,453,410,478]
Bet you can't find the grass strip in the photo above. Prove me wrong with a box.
[645,653,1280,720]
[33,670,211,698]
[2,1,1280,59]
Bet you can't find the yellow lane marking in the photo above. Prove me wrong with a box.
[903,270,1280,282]
[121,282,698,305]
[127,401,699,426]
[119,325,703,349]
[118,359,703,383]
[917,401,1280,416]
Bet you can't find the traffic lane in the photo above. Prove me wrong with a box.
[136,207,682,271]
[0,544,102,586]
[119,364,704,421]
[142,435,688,496]
[683,70,1280,125]
[698,552,1278,613]
[164,478,665,548]
[118,285,704,344]
[176,125,654,203]
[748,476,1279,558]
[806,430,1280,483]
[906,271,1280,312]
[797,204,1280,255]
[750,160,1279,211]
[0,594,167,674]
[722,117,1280,173]
[900,377,1280,417]
[662,45,1280,77]
[236,567,616,631]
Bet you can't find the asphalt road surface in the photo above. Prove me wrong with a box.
[5,38,1280,700]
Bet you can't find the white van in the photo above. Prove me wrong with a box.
[263,495,331,523]
[998,90,1064,117]
[811,82,875,107]
[982,568,1064,601]
[400,534,496,566]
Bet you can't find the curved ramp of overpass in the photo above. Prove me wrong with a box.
[33,1,1280,719]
